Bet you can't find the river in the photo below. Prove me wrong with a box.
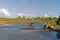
[0,23,59,40]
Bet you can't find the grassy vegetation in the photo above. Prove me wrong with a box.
[0,16,57,25]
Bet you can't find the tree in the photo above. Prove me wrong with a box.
[22,16,26,19]
[56,16,60,25]
[36,17,40,19]
[17,16,21,19]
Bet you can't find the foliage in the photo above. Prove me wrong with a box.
[0,16,57,25]
[56,16,60,25]
[17,16,21,19]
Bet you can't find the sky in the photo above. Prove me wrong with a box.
[0,0,60,18]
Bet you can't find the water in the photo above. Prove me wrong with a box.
[0,23,59,40]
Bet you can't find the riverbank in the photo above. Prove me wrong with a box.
[43,25,60,32]
[0,17,57,25]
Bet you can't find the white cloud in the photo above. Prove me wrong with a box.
[0,8,11,17]
[2,8,10,16]
[44,14,48,17]
[17,13,25,16]
[17,13,34,18]
[41,14,49,17]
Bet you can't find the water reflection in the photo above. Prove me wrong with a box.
[0,23,59,40]
[57,32,60,39]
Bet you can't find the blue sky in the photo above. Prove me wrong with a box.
[0,0,60,17]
